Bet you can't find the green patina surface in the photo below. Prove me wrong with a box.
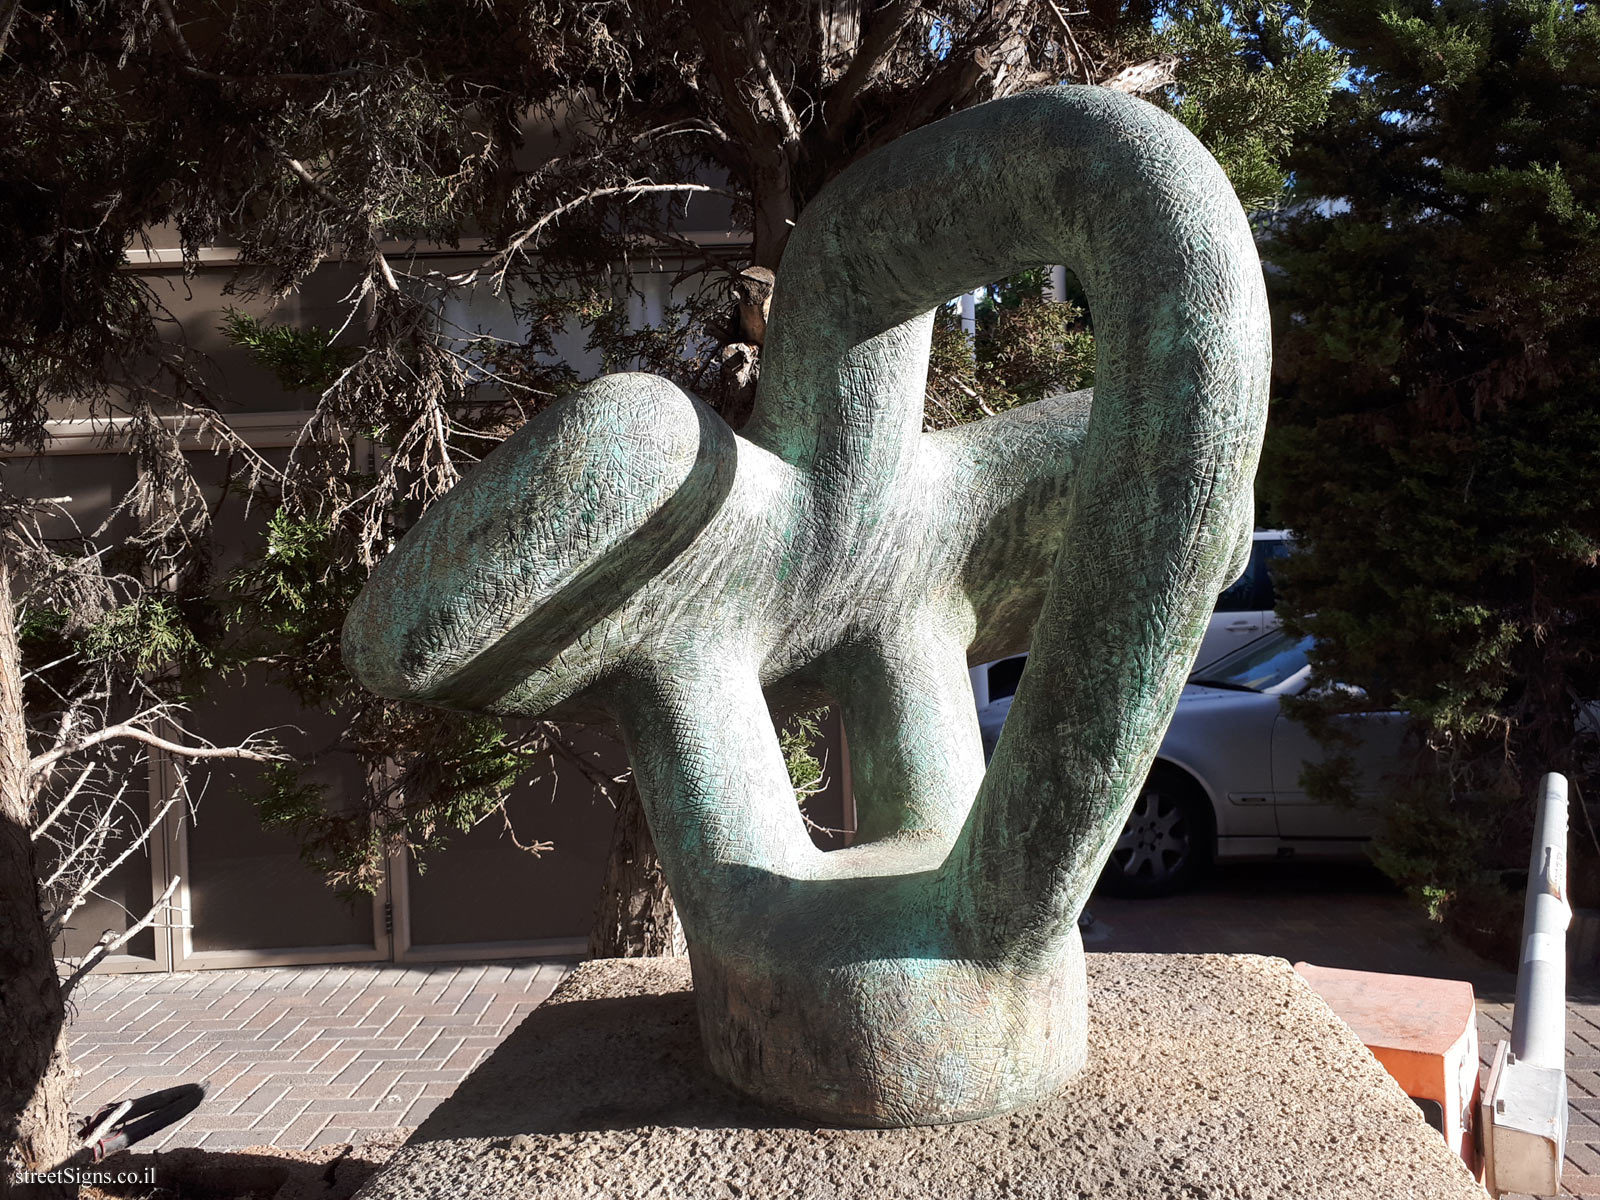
[343,85,1271,1127]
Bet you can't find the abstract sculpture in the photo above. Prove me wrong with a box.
[343,86,1270,1127]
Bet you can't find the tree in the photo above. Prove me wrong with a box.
[0,0,1339,1180]
[0,491,283,1191]
[1261,0,1600,953]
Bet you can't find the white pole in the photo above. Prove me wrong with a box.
[1512,772,1570,1069]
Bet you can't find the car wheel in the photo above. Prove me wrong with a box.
[1096,766,1214,899]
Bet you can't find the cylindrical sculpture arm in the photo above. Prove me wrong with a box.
[750,89,1266,525]
[748,86,1269,960]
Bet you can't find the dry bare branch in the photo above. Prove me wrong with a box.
[29,722,283,779]
[476,183,739,292]
[1100,56,1180,95]
[59,875,182,998]
[30,762,96,843]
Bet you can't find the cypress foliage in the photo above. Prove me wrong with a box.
[1263,0,1600,946]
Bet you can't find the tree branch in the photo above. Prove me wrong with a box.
[59,876,182,998]
[690,13,769,148]
[29,723,283,779]
[180,64,363,85]
[31,762,96,843]
[0,0,21,61]
[1100,56,1179,95]
[153,0,402,297]
[472,183,738,291]
[152,0,201,66]
[40,779,124,894]
[824,0,917,141]
[744,18,804,156]
[46,781,185,941]
[1045,0,1100,83]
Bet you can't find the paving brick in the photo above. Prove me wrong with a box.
[73,1063,127,1089]
[300,1047,361,1074]
[194,1059,251,1089]
[402,1097,440,1126]
[97,1053,183,1073]
[351,1070,404,1100]
[414,1035,465,1063]
[301,1025,383,1040]
[346,1053,430,1074]
[400,1069,467,1087]
[207,1047,308,1062]
[260,1081,369,1101]
[1567,1142,1600,1175]
[339,1112,405,1130]
[331,1066,381,1098]
[418,1015,494,1033]
[182,1112,277,1134]
[196,1128,276,1151]
[376,1081,426,1108]
[230,1082,293,1116]
[61,949,566,1147]
[252,1097,312,1132]
[305,1097,379,1114]
[396,1026,441,1053]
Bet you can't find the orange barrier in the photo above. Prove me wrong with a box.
[1296,962,1481,1175]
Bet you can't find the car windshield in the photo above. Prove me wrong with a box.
[1190,629,1314,693]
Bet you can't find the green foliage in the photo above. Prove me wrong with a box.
[219,310,359,394]
[1145,0,1348,212]
[583,295,725,392]
[227,509,363,700]
[1263,0,1600,950]
[250,710,538,898]
[79,595,212,676]
[227,501,555,894]
[252,763,390,897]
[1366,766,1524,961]
[779,707,829,808]
[926,270,1096,429]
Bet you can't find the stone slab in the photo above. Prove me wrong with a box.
[353,954,1485,1200]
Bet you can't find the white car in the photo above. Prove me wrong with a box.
[975,628,1411,897]
[969,530,1293,710]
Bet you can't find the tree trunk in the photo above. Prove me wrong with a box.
[0,555,77,1198]
[588,779,683,958]
[749,153,796,271]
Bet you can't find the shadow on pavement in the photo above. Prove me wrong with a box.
[1083,861,1525,999]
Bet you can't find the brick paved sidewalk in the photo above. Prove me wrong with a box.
[1478,996,1600,1200]
[66,960,570,1152]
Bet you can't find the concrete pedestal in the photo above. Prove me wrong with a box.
[354,954,1484,1200]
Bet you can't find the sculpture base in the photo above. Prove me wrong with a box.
[689,932,1086,1125]
[353,954,1485,1200]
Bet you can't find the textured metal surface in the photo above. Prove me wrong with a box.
[344,85,1271,1125]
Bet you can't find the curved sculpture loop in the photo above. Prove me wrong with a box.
[343,86,1271,1127]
